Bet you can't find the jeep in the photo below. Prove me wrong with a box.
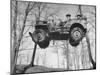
[29,14,87,48]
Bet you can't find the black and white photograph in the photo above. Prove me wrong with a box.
[11,0,96,75]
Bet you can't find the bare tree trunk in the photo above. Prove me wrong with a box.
[66,41,69,70]
[74,47,77,69]
[86,34,96,69]
[11,0,18,75]
[11,14,28,75]
[12,2,34,75]
[81,41,85,69]
[57,46,59,68]
[12,0,17,62]
[55,42,59,68]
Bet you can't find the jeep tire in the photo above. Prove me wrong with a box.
[69,23,86,46]
[32,29,50,48]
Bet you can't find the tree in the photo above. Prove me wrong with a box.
[11,0,36,74]
[79,5,96,69]
[11,0,18,74]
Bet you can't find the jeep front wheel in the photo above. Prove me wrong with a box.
[32,29,50,48]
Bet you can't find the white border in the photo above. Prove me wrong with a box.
[0,0,100,75]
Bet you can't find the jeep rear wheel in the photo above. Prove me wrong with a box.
[69,23,86,46]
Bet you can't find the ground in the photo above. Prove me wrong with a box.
[16,65,68,74]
